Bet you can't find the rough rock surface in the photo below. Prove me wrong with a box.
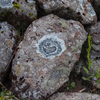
[86,22,100,88]
[37,0,97,25]
[0,22,18,79]
[1,96,19,100]
[11,14,87,100]
[76,22,100,88]
[48,92,100,100]
[0,0,37,28]
[91,0,100,20]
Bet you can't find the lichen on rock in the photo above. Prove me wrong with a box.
[11,14,87,100]
[0,21,18,79]
[0,0,14,8]
[36,35,66,59]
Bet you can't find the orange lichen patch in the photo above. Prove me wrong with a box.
[29,71,32,73]
[35,62,38,66]
[88,0,92,3]
[98,84,100,88]
[15,64,21,76]
[7,39,12,47]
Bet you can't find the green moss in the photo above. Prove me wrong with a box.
[13,3,21,9]
[28,13,34,16]
[30,6,33,10]
[33,15,37,19]
[21,9,24,12]
[1,31,4,33]
[1,12,7,18]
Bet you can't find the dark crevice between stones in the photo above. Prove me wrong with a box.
[0,52,14,91]
[6,11,32,33]
[0,34,24,99]
[35,0,47,19]
[0,10,34,35]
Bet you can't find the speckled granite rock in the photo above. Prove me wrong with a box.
[11,14,87,100]
[0,0,37,28]
[48,92,100,100]
[0,21,18,79]
[37,0,97,25]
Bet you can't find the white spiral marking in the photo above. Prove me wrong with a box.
[0,0,14,8]
[36,35,66,59]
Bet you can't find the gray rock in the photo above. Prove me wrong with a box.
[86,22,100,35]
[81,22,100,89]
[37,0,97,25]
[0,22,18,79]
[0,0,37,28]
[1,96,19,100]
[11,14,87,100]
[48,92,100,100]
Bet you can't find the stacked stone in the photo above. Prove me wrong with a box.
[0,0,37,28]
[86,22,100,88]
[0,0,100,99]
[91,0,100,20]
[0,22,18,80]
[37,0,97,24]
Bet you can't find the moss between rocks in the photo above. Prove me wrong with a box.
[13,3,21,9]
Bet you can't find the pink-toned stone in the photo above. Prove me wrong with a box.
[37,0,97,25]
[48,92,100,100]
[11,14,87,100]
[0,0,37,29]
[0,21,18,79]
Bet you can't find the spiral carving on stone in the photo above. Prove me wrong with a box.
[36,35,66,59]
[0,0,14,8]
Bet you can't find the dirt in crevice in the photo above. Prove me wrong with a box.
[57,70,100,94]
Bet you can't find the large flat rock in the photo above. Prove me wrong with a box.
[11,14,87,100]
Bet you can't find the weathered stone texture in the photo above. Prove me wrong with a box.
[89,23,100,88]
[1,96,19,100]
[48,92,100,100]
[11,14,87,100]
[86,22,100,68]
[0,0,37,28]
[37,0,97,25]
[0,22,18,77]
[81,22,100,88]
